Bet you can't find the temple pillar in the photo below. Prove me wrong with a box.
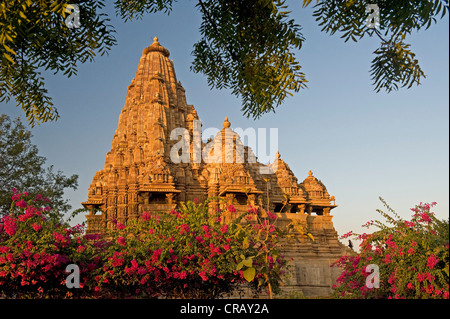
[226,193,233,206]
[248,194,256,206]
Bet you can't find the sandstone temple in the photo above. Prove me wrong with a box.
[82,37,345,297]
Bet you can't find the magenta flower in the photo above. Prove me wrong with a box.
[117,237,126,246]
[427,254,439,269]
[15,200,27,208]
[227,205,236,213]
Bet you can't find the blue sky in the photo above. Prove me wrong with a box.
[2,1,449,244]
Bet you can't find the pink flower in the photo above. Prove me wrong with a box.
[267,211,277,219]
[152,249,162,263]
[117,223,125,230]
[15,200,27,208]
[85,233,101,240]
[388,272,396,285]
[196,236,205,243]
[179,270,187,279]
[193,198,199,204]
[417,273,426,282]
[117,237,126,246]
[19,210,34,222]
[340,231,353,239]
[199,271,208,281]
[220,224,228,234]
[140,212,150,221]
[32,223,42,232]
[362,220,374,228]
[427,254,439,269]
[426,285,434,294]
[0,246,9,254]
[227,205,236,213]
[76,245,86,253]
[2,215,17,236]
[417,272,434,282]
[404,221,414,228]
[180,224,190,234]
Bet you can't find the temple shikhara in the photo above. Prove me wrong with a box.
[82,37,345,296]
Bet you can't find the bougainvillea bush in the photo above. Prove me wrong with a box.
[0,189,99,298]
[0,190,290,299]
[91,200,288,299]
[332,199,449,299]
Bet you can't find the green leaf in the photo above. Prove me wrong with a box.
[243,236,249,249]
[3,52,14,64]
[243,267,256,282]
[243,258,253,268]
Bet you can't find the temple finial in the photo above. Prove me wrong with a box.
[142,36,170,57]
[223,116,230,128]
[308,170,313,176]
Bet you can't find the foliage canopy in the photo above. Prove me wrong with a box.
[1,0,448,124]
[0,114,78,218]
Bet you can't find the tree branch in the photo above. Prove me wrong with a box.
[197,0,238,61]
[373,28,388,43]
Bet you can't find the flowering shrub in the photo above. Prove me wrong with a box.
[332,199,449,299]
[0,189,98,298]
[91,200,288,299]
[0,190,290,299]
